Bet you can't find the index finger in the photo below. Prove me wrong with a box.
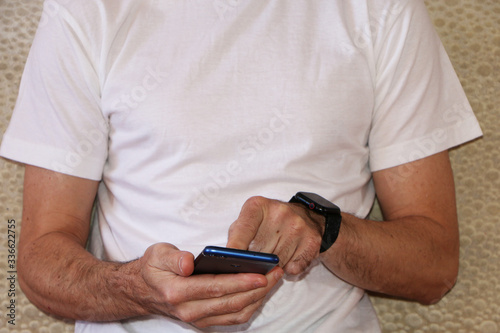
[226,196,266,250]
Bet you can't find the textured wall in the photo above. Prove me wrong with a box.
[0,1,498,332]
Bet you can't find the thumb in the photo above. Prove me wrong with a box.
[145,243,195,277]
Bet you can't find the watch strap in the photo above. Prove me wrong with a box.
[321,214,341,252]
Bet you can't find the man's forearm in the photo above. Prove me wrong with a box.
[320,213,459,304]
[19,232,151,321]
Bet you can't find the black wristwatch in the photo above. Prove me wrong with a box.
[289,192,342,253]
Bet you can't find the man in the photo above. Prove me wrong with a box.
[0,0,482,332]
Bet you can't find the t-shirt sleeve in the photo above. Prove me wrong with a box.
[0,2,107,180]
[368,0,482,172]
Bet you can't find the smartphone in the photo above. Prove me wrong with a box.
[193,246,279,275]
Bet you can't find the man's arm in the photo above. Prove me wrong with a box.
[321,151,459,304]
[18,165,283,327]
[227,151,459,304]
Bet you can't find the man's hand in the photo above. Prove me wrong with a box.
[226,196,325,275]
[136,242,283,328]
[18,165,283,326]
[226,151,460,305]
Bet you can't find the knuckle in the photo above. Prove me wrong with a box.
[286,247,318,275]
[192,320,210,329]
[273,200,293,216]
[285,264,301,275]
[285,260,308,275]
[228,219,255,238]
[192,322,206,329]
[244,196,266,210]
[206,281,225,298]
[143,244,159,260]
[163,289,183,306]
[225,297,248,314]
[148,242,170,256]
[205,301,225,316]
[174,308,198,323]
[267,203,301,227]
[288,216,307,233]
[226,305,258,326]
[233,309,254,324]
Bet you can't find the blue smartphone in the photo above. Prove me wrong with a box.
[193,246,279,275]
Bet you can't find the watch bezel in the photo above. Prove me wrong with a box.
[291,192,341,216]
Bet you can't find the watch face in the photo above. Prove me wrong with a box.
[297,192,340,213]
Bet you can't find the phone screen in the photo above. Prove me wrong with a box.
[192,246,279,275]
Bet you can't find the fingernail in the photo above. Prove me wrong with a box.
[178,255,184,275]
[254,279,267,288]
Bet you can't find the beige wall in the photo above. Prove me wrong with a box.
[1,1,498,332]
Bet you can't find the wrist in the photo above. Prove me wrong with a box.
[102,259,155,319]
[319,213,356,269]
[289,192,342,252]
[323,212,349,252]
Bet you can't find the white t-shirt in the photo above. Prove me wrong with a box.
[1,0,482,332]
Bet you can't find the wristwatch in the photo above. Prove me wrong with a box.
[289,192,342,253]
